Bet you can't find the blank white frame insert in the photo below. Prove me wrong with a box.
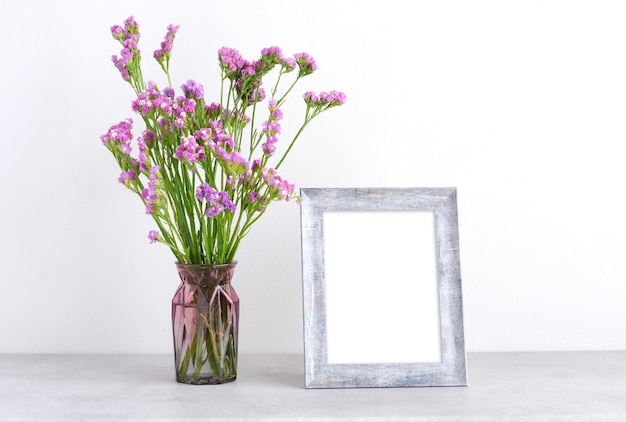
[322,210,442,364]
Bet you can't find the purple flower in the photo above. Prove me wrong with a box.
[262,121,281,135]
[174,136,205,163]
[281,57,297,73]
[294,52,317,76]
[262,168,296,201]
[241,65,256,76]
[142,128,155,144]
[163,86,175,98]
[221,197,236,212]
[101,118,133,154]
[261,99,283,157]
[218,47,246,73]
[166,95,198,128]
[196,183,219,203]
[261,46,282,59]
[227,152,249,173]
[124,16,139,34]
[248,87,266,104]
[110,17,141,82]
[320,90,347,106]
[303,90,347,107]
[111,16,139,41]
[251,159,263,171]
[174,113,186,129]
[153,23,179,64]
[141,166,161,215]
[210,146,249,175]
[135,130,152,172]
[195,184,236,218]
[131,82,167,116]
[204,102,223,120]
[271,107,283,120]
[148,230,160,244]
[259,46,283,73]
[181,79,204,100]
[111,25,125,41]
[262,136,278,156]
[303,91,319,106]
[180,98,197,113]
[219,192,237,212]
[111,55,130,81]
[118,170,137,186]
[205,203,225,218]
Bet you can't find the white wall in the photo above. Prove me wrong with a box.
[1,0,626,354]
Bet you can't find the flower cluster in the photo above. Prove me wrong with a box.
[141,166,162,215]
[102,17,345,265]
[262,99,282,157]
[294,53,317,76]
[304,90,347,107]
[153,24,179,64]
[110,17,143,91]
[196,184,236,218]
[101,118,133,154]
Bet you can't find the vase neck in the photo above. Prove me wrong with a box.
[176,262,237,288]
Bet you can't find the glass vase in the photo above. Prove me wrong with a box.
[172,262,239,384]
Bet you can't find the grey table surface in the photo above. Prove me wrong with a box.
[1,352,625,421]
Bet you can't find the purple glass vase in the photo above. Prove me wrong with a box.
[172,262,239,384]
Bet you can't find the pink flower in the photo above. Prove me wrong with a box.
[261,99,283,157]
[294,52,317,76]
[303,90,347,107]
[218,47,246,72]
[148,230,160,244]
[195,184,236,218]
[174,136,206,163]
[118,170,137,186]
[153,23,179,64]
[181,79,204,100]
[141,166,161,215]
[101,118,133,154]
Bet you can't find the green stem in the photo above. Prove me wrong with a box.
[275,117,312,169]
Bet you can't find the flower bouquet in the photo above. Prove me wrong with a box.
[101,16,345,384]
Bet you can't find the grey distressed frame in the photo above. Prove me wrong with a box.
[300,187,467,388]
